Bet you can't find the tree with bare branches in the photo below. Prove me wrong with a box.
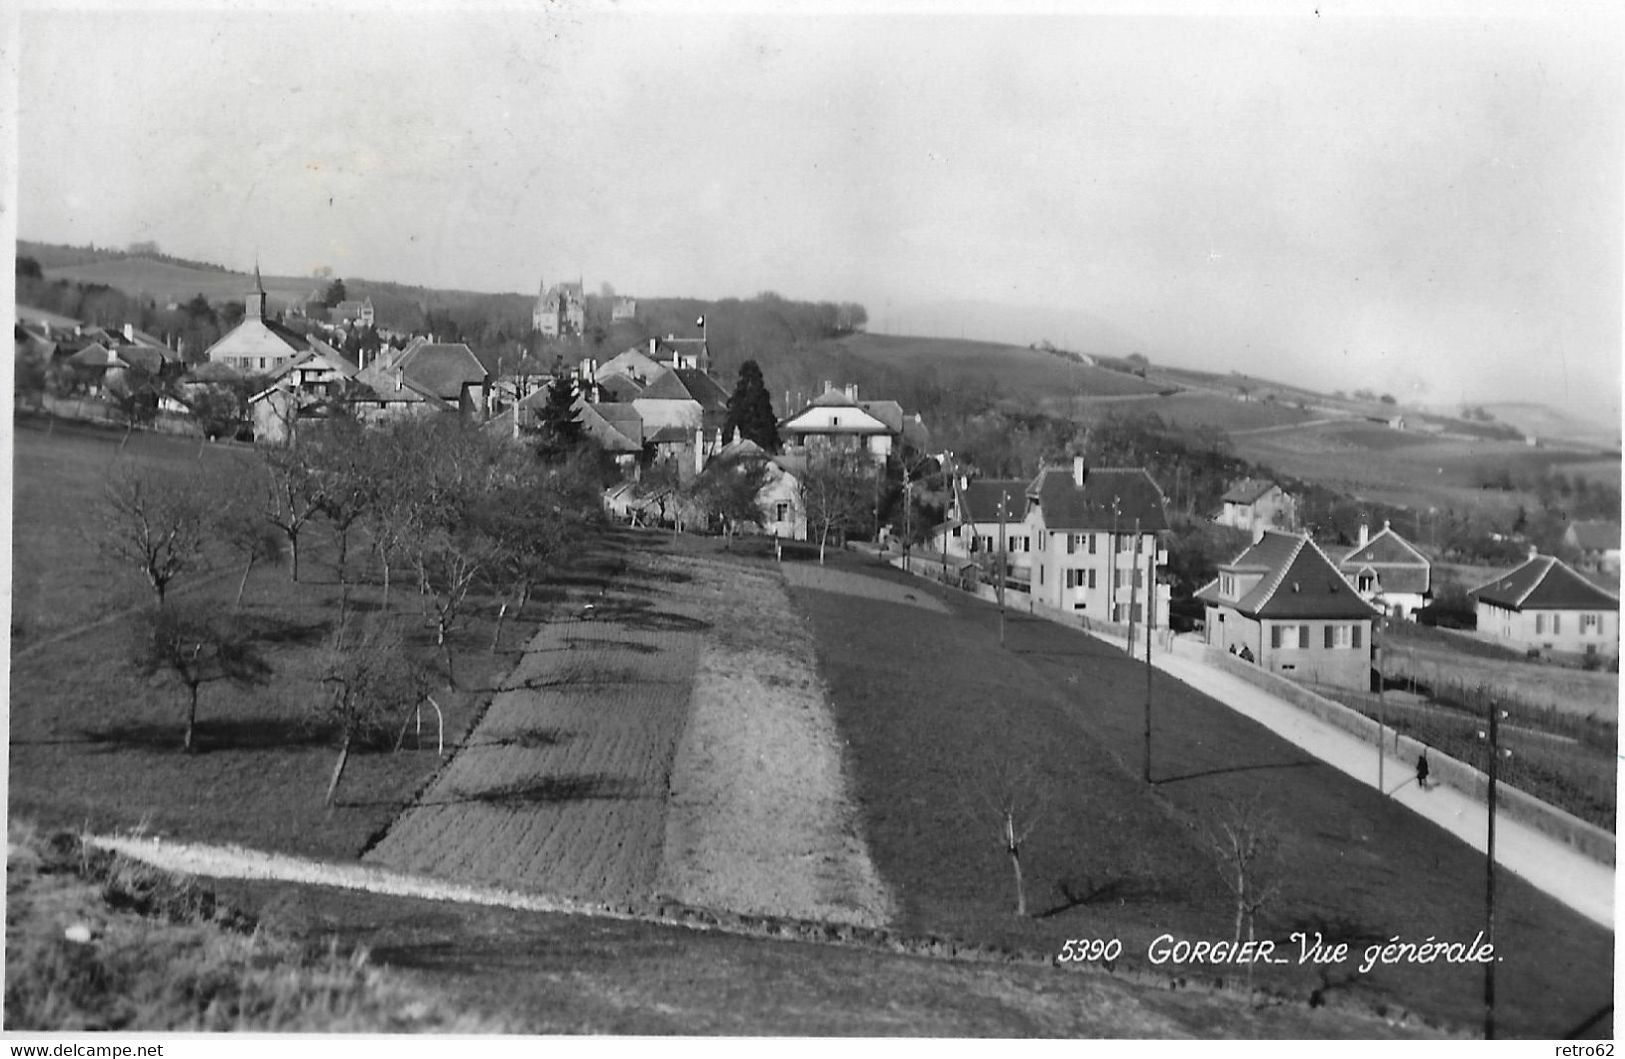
[1208,792,1283,949]
[797,449,873,564]
[317,616,428,806]
[965,758,1049,918]
[131,599,271,752]
[260,447,326,583]
[98,463,217,605]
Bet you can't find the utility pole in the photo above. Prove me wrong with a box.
[1481,700,1508,1040]
[1375,632,1386,794]
[1143,539,1154,784]
[1125,517,1142,654]
[997,491,1009,646]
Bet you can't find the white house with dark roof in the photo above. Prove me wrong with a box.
[940,477,1033,567]
[1469,554,1619,661]
[1196,529,1380,690]
[206,268,316,374]
[1215,477,1298,532]
[1023,459,1169,626]
[778,383,928,464]
[1337,521,1432,620]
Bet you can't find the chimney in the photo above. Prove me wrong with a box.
[123,323,134,343]
[395,367,403,392]
[1528,544,1539,559]
[957,475,968,492]
[694,426,705,477]
[1383,519,1391,532]
[1358,522,1369,547]
[649,337,658,356]
[846,383,858,401]
[1072,455,1086,487]
[823,379,833,394]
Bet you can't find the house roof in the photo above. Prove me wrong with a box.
[1221,477,1283,505]
[1567,521,1621,553]
[577,402,644,451]
[268,345,361,382]
[958,479,1031,523]
[647,423,695,445]
[596,374,644,402]
[638,369,704,402]
[1196,530,1380,619]
[674,369,729,411]
[352,360,453,407]
[1339,525,1431,594]
[65,342,120,369]
[114,345,170,373]
[860,399,905,433]
[1029,466,1168,532]
[1469,555,1619,612]
[392,340,487,401]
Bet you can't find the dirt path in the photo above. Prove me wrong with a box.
[657,557,895,927]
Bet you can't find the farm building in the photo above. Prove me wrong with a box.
[1214,477,1298,533]
[1468,554,1619,662]
[1196,530,1380,691]
[1563,521,1621,575]
[1336,521,1432,620]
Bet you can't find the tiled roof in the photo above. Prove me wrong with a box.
[394,340,487,401]
[258,318,314,353]
[860,399,904,433]
[1029,466,1167,532]
[1567,521,1621,553]
[114,345,169,373]
[1196,530,1379,619]
[1470,555,1619,612]
[647,423,695,445]
[65,342,119,368]
[353,361,452,406]
[597,374,644,402]
[1343,526,1429,567]
[958,479,1030,523]
[637,370,701,402]
[1221,478,1281,505]
[1340,525,1431,594]
[577,402,644,452]
[674,369,729,411]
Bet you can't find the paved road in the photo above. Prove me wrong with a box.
[1148,645,1614,930]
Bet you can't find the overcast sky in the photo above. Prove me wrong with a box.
[11,0,1622,425]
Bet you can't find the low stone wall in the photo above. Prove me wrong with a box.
[1204,648,1615,866]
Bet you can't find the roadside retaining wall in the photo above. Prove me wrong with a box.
[1203,648,1615,866]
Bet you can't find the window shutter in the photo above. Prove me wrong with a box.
[1088,569,1096,589]
[1089,534,1097,555]
[1067,534,1075,555]
[1352,624,1362,649]
[1298,625,1309,649]
[1271,625,1282,649]
[1553,614,1562,635]
[1324,625,1334,649]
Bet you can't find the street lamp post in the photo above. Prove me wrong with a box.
[1480,700,1509,1040]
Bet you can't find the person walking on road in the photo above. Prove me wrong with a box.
[1416,748,1431,791]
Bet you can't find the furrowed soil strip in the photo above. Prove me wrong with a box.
[656,559,896,927]
[363,548,705,902]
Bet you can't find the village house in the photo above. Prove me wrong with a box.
[1563,521,1621,576]
[936,477,1034,580]
[1196,529,1380,691]
[1214,477,1298,533]
[364,338,491,416]
[1469,553,1619,662]
[1336,520,1432,620]
[778,383,930,465]
[1022,459,1169,626]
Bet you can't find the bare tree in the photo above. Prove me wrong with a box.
[131,599,271,752]
[98,463,217,605]
[218,483,287,610]
[261,448,325,583]
[965,758,1048,918]
[797,449,873,564]
[1208,792,1283,949]
[694,456,768,549]
[317,616,428,806]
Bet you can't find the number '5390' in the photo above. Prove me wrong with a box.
[1058,939,1122,963]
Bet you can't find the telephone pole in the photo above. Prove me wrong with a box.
[997,491,1009,647]
[1143,538,1154,784]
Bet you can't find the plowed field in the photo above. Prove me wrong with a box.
[365,549,709,902]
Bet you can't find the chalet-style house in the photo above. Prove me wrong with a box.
[1196,530,1381,691]
[1337,521,1432,619]
[1215,477,1298,533]
[1563,521,1621,575]
[1469,554,1619,661]
[778,383,930,465]
[206,269,325,374]
[533,278,585,338]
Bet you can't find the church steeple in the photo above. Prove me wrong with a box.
[246,263,268,321]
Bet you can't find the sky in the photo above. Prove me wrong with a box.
[9,0,1623,426]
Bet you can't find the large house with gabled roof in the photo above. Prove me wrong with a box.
[778,383,930,464]
[206,268,316,374]
[1563,521,1621,576]
[1215,477,1298,533]
[1196,529,1380,690]
[1337,520,1432,620]
[1024,459,1169,626]
[1469,553,1619,661]
[367,338,490,415]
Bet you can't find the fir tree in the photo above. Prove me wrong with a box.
[724,360,779,452]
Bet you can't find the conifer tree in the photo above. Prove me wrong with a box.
[724,359,779,452]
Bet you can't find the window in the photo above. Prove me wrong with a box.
[831,415,841,426]
[1582,613,1600,634]
[1221,573,1234,597]
[1327,625,1352,648]
[1299,625,1310,649]
[775,502,790,523]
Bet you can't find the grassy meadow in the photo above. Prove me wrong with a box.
[786,551,1613,1038]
